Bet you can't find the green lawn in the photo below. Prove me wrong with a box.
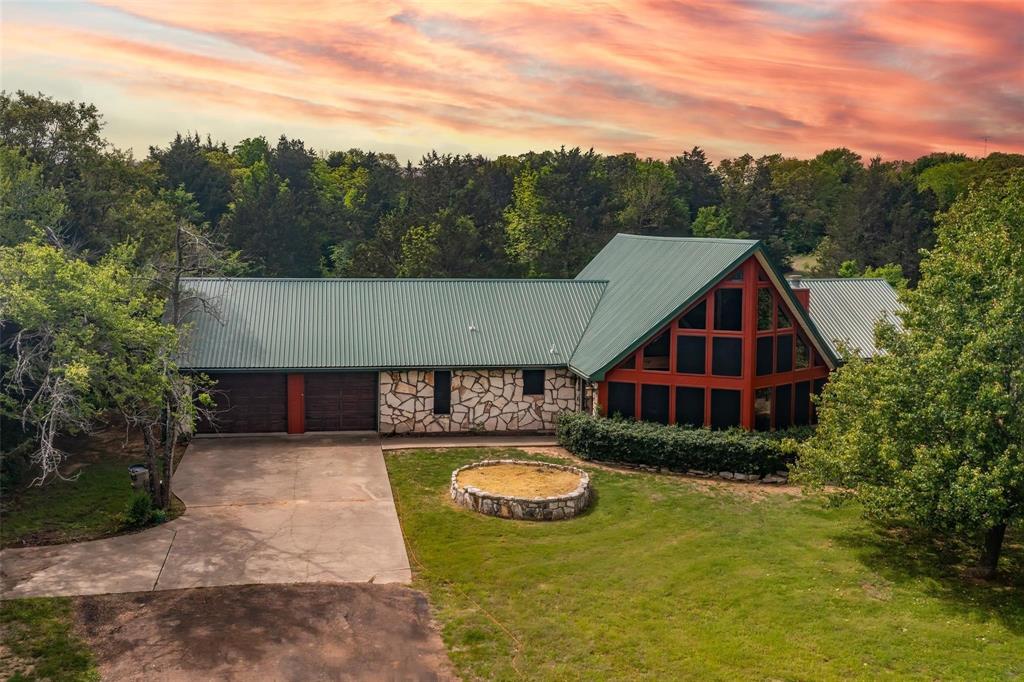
[386,448,1024,681]
[0,598,98,681]
[1,431,183,548]
[1,458,138,548]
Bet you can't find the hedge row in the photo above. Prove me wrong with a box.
[555,412,800,475]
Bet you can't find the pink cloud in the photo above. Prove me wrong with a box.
[3,0,1020,160]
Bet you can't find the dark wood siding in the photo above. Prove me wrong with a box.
[304,372,377,431]
[200,373,288,433]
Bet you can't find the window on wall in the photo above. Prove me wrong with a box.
[679,300,707,329]
[608,382,636,419]
[676,336,706,374]
[711,337,742,377]
[523,369,545,396]
[794,381,810,425]
[642,330,670,371]
[776,333,793,373]
[675,387,705,427]
[615,353,636,370]
[710,389,741,430]
[757,288,773,330]
[641,384,670,424]
[433,370,452,415]
[756,336,774,376]
[728,267,744,281]
[795,335,810,369]
[754,388,772,431]
[777,304,792,329]
[813,349,824,367]
[714,289,743,331]
[774,384,792,428]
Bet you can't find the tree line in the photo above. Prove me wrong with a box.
[3,91,1022,284]
[2,91,1021,573]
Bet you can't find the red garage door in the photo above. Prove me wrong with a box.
[304,372,377,431]
[199,373,288,433]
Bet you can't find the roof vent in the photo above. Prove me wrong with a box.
[785,274,803,287]
[468,323,478,332]
[549,344,559,355]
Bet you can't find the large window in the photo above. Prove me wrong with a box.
[675,387,704,427]
[433,370,452,415]
[794,381,810,425]
[777,304,792,329]
[641,384,670,424]
[774,384,792,428]
[679,300,707,329]
[523,369,545,396]
[714,289,743,331]
[608,382,636,419]
[615,353,636,370]
[795,335,810,369]
[754,388,772,431]
[676,335,706,374]
[756,336,773,376]
[711,337,742,376]
[757,288,773,330]
[710,389,741,430]
[776,334,793,373]
[642,330,670,371]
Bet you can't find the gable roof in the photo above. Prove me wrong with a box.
[568,234,840,379]
[789,278,903,358]
[178,278,607,370]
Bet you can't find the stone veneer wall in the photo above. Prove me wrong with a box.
[379,368,579,434]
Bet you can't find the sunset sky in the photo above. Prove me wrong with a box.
[3,0,1022,162]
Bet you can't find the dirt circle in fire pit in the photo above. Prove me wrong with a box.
[450,459,591,521]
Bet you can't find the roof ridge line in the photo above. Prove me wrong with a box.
[180,277,612,283]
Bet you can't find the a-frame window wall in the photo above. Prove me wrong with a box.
[597,256,829,430]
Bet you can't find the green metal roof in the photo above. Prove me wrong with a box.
[568,234,840,379]
[790,278,903,358]
[178,278,607,370]
[569,235,758,379]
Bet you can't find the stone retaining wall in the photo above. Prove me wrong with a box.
[379,368,579,434]
[450,460,591,520]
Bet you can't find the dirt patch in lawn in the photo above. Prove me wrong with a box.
[457,462,582,498]
[73,583,456,681]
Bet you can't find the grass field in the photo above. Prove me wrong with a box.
[386,447,1023,681]
[1,429,183,548]
[0,598,98,681]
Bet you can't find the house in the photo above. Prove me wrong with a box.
[180,234,901,435]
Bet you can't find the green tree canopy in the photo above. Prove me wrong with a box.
[798,172,1024,576]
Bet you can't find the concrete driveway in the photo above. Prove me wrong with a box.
[1,434,411,598]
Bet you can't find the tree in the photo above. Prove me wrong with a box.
[798,173,1024,577]
[690,206,745,239]
[504,167,571,277]
[614,158,688,235]
[149,132,234,226]
[837,260,907,289]
[0,146,67,246]
[669,147,721,221]
[0,241,180,490]
[397,210,482,277]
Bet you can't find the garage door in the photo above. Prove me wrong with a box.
[304,372,377,431]
[199,373,288,433]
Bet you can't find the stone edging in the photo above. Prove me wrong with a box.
[450,459,591,521]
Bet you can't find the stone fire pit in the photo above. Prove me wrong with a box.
[450,459,591,521]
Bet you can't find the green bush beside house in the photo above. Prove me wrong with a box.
[556,412,801,475]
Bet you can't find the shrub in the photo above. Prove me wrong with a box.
[556,412,799,475]
[123,492,158,528]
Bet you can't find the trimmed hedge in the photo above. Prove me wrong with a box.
[556,412,800,475]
